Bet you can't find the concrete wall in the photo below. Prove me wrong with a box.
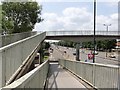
[1,60,49,89]
[0,32,46,88]
[59,59,119,89]
[0,31,37,48]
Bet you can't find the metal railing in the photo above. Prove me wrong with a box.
[46,31,120,36]
[59,59,119,89]
[0,31,37,48]
[1,60,49,89]
[0,32,46,88]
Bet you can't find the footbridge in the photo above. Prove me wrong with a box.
[0,31,119,89]
[45,31,120,42]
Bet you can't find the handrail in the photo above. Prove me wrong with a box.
[0,32,46,88]
[46,31,120,36]
[0,31,37,47]
[59,59,119,89]
[1,60,49,89]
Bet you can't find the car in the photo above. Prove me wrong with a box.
[49,48,53,53]
[73,51,76,55]
[64,51,66,53]
[92,51,98,55]
[109,54,116,58]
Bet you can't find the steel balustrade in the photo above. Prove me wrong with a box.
[1,60,49,89]
[46,31,119,36]
[0,32,46,88]
[0,31,37,48]
[59,59,119,89]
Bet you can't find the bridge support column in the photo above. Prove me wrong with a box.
[38,53,40,64]
[76,43,80,61]
[39,41,44,64]
[29,60,35,71]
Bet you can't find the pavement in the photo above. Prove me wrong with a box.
[47,45,88,89]
[47,62,88,89]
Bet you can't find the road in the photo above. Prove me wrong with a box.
[50,44,119,66]
[49,45,64,61]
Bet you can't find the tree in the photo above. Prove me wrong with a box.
[2,10,14,34]
[44,42,50,50]
[2,2,43,34]
[82,39,116,52]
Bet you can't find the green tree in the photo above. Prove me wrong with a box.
[82,39,116,51]
[44,42,50,50]
[2,2,43,34]
[2,10,14,34]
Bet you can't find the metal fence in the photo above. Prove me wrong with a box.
[0,32,46,88]
[46,31,119,36]
[1,60,49,89]
[0,31,37,48]
[59,59,119,89]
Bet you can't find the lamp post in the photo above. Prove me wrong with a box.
[93,0,96,63]
[103,24,111,58]
[103,24,111,32]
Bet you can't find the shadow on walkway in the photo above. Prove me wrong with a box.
[46,62,87,89]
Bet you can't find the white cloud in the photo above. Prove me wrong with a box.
[96,13,118,31]
[110,13,118,20]
[106,2,118,7]
[34,7,118,31]
[36,0,119,2]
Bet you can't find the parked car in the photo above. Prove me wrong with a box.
[73,51,76,55]
[64,51,66,53]
[109,54,116,58]
[92,51,98,55]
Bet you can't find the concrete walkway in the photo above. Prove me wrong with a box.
[47,62,88,89]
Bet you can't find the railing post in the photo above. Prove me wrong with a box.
[118,50,120,90]
[93,64,95,87]
[118,67,120,90]
[0,50,6,88]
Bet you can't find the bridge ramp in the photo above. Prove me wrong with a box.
[47,62,87,89]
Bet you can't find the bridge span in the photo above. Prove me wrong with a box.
[45,31,120,42]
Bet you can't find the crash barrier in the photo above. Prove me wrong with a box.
[0,32,46,88]
[1,60,49,89]
[0,31,37,47]
[59,59,119,89]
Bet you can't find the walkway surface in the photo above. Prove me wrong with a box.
[47,62,88,89]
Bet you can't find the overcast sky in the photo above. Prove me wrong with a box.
[33,0,118,32]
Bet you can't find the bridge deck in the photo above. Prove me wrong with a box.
[47,62,87,89]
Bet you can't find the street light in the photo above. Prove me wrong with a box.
[93,0,96,63]
[103,24,111,58]
[103,24,111,32]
